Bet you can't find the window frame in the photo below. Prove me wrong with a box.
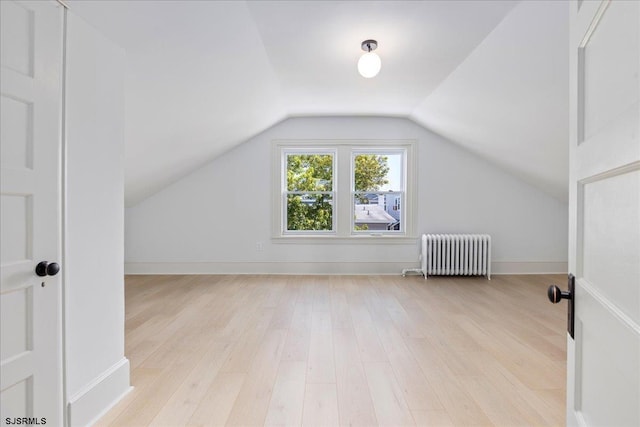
[282,148,337,235]
[272,140,417,243]
[351,148,407,235]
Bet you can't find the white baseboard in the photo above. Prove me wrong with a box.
[125,261,408,275]
[67,357,132,427]
[125,261,567,276]
[491,261,567,275]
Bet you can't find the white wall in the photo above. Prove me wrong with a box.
[125,116,568,274]
[411,0,569,202]
[65,12,130,427]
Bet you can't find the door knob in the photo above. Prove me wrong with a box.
[547,284,572,303]
[547,274,575,339]
[35,261,60,277]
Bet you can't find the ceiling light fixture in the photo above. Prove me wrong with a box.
[357,39,381,78]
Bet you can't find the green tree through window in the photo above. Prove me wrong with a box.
[285,153,390,231]
[354,154,389,201]
[286,154,333,231]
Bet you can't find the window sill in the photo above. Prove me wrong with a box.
[272,235,419,245]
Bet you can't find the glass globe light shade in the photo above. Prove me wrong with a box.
[357,52,381,78]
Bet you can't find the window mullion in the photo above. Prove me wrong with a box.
[336,146,351,237]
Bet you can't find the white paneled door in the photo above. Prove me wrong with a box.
[1,1,64,424]
[567,0,640,426]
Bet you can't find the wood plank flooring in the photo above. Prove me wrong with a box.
[96,274,567,426]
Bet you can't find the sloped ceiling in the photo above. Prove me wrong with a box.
[410,0,569,201]
[67,0,568,206]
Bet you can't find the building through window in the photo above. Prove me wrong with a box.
[273,141,416,239]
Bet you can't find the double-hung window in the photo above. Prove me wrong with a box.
[273,140,416,240]
[283,150,336,233]
[352,150,405,233]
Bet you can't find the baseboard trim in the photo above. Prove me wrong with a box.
[491,261,568,275]
[67,357,131,427]
[125,261,408,275]
[124,261,567,276]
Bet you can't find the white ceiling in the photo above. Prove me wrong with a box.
[411,0,569,201]
[67,0,568,206]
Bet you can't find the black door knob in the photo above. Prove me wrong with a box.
[547,274,575,339]
[547,284,572,303]
[35,261,60,277]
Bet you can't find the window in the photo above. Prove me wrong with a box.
[273,140,416,240]
[284,151,335,233]
[352,151,404,233]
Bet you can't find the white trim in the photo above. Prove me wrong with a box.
[67,358,132,427]
[491,261,568,275]
[579,278,640,335]
[271,235,418,244]
[125,261,567,276]
[578,0,611,48]
[576,0,612,144]
[579,160,640,185]
[574,412,588,427]
[60,6,69,426]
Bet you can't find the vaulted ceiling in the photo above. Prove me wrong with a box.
[67,0,568,206]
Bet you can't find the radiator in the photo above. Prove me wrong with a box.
[403,234,491,279]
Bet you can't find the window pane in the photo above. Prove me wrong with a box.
[353,192,401,231]
[353,153,403,192]
[287,193,333,231]
[287,154,333,191]
[354,154,389,192]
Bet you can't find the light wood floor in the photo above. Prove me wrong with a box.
[96,274,567,426]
